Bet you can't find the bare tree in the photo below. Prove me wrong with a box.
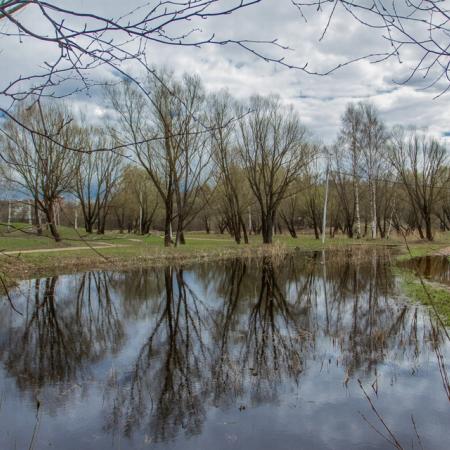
[389,127,449,241]
[335,102,386,239]
[108,75,175,246]
[109,70,212,246]
[73,127,123,233]
[358,102,386,239]
[210,92,250,244]
[0,101,79,241]
[279,186,302,238]
[237,96,312,244]
[171,75,213,245]
[0,0,307,146]
[330,143,355,238]
[300,162,324,240]
[337,103,364,238]
[109,166,159,234]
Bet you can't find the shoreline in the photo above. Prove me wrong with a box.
[2,237,449,326]
[1,230,449,289]
[0,239,433,285]
[0,243,296,287]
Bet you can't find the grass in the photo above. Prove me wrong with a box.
[1,223,450,285]
[2,224,450,330]
[0,222,123,250]
[395,267,450,326]
[394,241,450,261]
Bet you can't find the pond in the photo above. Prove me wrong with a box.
[399,255,450,287]
[0,249,449,450]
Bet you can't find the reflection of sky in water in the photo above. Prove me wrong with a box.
[0,252,449,450]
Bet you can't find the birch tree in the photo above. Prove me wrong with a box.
[358,102,386,239]
[338,103,364,238]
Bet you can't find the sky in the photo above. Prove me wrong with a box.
[1,0,449,144]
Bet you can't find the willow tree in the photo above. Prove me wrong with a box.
[209,92,250,244]
[72,127,123,234]
[1,102,79,241]
[108,70,211,246]
[389,127,449,241]
[108,75,174,246]
[237,96,312,244]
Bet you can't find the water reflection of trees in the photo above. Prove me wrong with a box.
[317,249,431,377]
[0,272,124,389]
[105,266,212,441]
[400,255,450,286]
[0,250,442,442]
[104,250,436,442]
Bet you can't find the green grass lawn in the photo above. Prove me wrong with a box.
[2,223,450,254]
[0,223,150,250]
[1,223,450,284]
[2,223,449,332]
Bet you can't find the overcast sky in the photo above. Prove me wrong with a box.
[1,0,449,143]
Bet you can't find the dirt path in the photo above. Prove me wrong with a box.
[435,246,450,256]
[2,242,125,255]
[187,237,233,242]
[152,235,234,243]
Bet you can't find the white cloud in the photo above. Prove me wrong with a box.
[1,0,449,143]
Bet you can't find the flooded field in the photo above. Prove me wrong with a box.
[400,255,450,287]
[0,249,449,449]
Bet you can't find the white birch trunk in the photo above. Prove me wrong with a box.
[371,181,377,239]
[354,181,361,239]
[7,200,11,232]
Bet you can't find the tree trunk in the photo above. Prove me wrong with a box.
[354,182,361,239]
[46,202,61,242]
[346,220,353,238]
[175,216,186,246]
[240,216,249,244]
[261,212,274,244]
[370,181,377,239]
[98,212,106,234]
[425,216,434,241]
[164,205,173,247]
[417,223,424,239]
[85,220,94,233]
[311,214,320,240]
[34,199,42,235]
[116,212,124,234]
[288,224,297,238]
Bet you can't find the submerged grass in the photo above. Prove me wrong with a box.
[395,267,450,327]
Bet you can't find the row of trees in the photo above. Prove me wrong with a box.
[332,102,449,241]
[0,70,449,243]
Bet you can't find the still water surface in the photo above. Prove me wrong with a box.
[0,249,449,449]
[400,255,450,287]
